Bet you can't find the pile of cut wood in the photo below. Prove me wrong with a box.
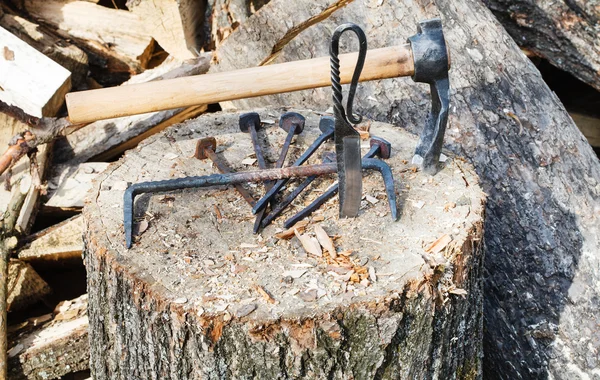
[0,0,598,379]
[0,0,266,378]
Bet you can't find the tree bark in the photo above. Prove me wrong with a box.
[209,0,600,378]
[84,110,486,379]
[483,0,600,91]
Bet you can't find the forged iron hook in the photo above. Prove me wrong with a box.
[330,23,367,125]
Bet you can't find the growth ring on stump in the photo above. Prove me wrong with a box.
[84,109,486,379]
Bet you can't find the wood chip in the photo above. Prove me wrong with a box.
[241,158,257,165]
[425,234,452,254]
[365,194,379,204]
[282,269,307,279]
[298,289,318,302]
[137,220,149,235]
[164,153,179,160]
[368,266,377,282]
[240,243,258,248]
[294,229,322,257]
[254,284,276,304]
[274,220,309,239]
[235,303,257,318]
[291,263,313,268]
[413,200,425,209]
[173,297,188,304]
[444,202,457,212]
[314,225,336,258]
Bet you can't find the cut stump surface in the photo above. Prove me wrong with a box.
[84,109,486,379]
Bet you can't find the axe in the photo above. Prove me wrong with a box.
[65,18,450,175]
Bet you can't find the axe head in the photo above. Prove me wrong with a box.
[408,18,451,175]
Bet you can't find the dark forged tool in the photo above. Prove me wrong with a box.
[408,18,450,174]
[330,23,367,218]
[251,116,335,215]
[253,112,305,234]
[284,136,395,228]
[123,158,392,248]
[259,153,336,229]
[194,137,256,207]
[262,136,393,229]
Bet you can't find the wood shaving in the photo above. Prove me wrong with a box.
[294,229,322,257]
[425,234,452,254]
[274,220,309,239]
[241,158,257,165]
[254,284,276,304]
[314,225,336,258]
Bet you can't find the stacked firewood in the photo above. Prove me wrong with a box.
[0,0,598,379]
[0,1,270,378]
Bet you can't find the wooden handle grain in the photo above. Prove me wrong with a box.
[66,44,414,123]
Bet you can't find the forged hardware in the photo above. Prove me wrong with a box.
[408,19,450,174]
[251,116,335,215]
[124,158,393,248]
[194,137,256,207]
[330,23,366,218]
[239,112,268,170]
[259,153,336,229]
[284,136,395,228]
[253,112,305,233]
[275,112,305,168]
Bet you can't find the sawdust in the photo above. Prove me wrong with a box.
[87,109,485,321]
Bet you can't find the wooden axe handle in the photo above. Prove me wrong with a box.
[66,44,414,124]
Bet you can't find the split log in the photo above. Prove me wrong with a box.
[206,0,269,50]
[8,294,89,380]
[571,112,600,148]
[0,26,71,118]
[7,259,51,312]
[0,11,89,88]
[18,215,83,266]
[483,0,600,91]
[22,0,154,73]
[54,54,211,164]
[84,110,486,379]
[44,163,109,211]
[210,0,600,378]
[126,0,206,60]
[0,118,52,237]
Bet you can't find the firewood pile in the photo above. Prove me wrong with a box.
[0,0,598,379]
[0,1,266,379]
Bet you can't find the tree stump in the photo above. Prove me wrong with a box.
[84,110,485,379]
[210,1,600,377]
